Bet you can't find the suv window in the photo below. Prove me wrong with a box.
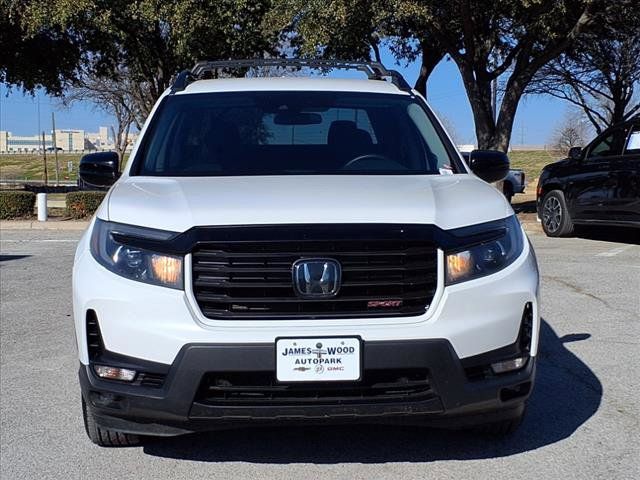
[624,126,640,155]
[134,91,457,176]
[261,108,378,145]
[587,126,628,158]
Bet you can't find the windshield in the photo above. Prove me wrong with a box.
[133,91,458,176]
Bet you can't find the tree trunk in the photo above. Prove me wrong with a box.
[457,62,499,149]
[370,38,382,63]
[609,76,631,126]
[111,121,131,169]
[414,38,445,98]
[457,59,531,152]
[491,72,530,151]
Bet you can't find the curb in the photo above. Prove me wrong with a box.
[0,220,89,231]
[2,219,541,234]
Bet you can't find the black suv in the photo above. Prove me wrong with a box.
[537,117,640,236]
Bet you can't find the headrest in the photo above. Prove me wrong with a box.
[328,120,372,147]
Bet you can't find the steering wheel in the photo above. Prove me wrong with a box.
[342,153,393,169]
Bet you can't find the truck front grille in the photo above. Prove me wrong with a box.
[190,225,438,319]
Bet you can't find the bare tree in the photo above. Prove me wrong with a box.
[530,16,640,135]
[62,68,138,166]
[551,110,593,153]
[435,111,460,146]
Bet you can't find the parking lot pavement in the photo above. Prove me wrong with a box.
[1,228,638,480]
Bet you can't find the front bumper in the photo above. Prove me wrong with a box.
[80,339,535,436]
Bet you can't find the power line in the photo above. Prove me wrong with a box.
[1,98,56,105]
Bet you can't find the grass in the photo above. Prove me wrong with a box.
[0,153,83,182]
[508,150,564,184]
[0,153,130,183]
[48,193,67,202]
[0,150,560,185]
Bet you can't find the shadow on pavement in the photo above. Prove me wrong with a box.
[510,202,638,245]
[143,320,602,462]
[574,225,640,245]
[512,200,537,214]
[0,254,31,262]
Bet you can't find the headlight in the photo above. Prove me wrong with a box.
[90,219,183,289]
[446,215,524,285]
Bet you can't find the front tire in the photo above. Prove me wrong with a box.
[82,397,140,447]
[541,190,574,237]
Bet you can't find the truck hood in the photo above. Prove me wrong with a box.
[105,175,512,233]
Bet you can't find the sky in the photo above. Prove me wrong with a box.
[0,46,568,145]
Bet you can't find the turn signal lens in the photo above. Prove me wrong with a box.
[491,357,527,374]
[446,250,474,282]
[150,254,182,287]
[94,365,137,382]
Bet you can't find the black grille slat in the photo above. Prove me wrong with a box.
[193,265,292,274]
[195,292,432,304]
[201,304,431,319]
[191,227,438,320]
[341,262,435,272]
[86,311,104,359]
[195,248,433,258]
[194,279,294,288]
[195,369,433,406]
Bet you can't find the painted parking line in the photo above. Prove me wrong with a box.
[595,245,636,257]
[0,239,78,243]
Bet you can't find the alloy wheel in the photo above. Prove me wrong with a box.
[542,196,562,233]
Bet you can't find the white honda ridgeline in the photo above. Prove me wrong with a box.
[74,59,539,446]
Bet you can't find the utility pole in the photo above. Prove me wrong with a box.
[51,112,60,186]
[41,131,48,186]
[0,83,3,134]
[37,96,41,138]
[491,78,498,123]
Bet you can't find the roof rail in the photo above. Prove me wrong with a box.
[169,58,412,94]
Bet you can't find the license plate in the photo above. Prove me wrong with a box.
[276,337,361,382]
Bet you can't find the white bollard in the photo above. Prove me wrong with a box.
[37,193,48,222]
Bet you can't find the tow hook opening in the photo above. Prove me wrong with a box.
[89,391,128,410]
[500,381,532,402]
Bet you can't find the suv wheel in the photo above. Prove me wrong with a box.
[82,397,140,447]
[541,190,574,237]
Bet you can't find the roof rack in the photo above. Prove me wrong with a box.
[169,58,412,94]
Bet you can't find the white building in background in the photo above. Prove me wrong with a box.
[0,129,84,152]
[54,129,85,151]
[0,131,53,151]
[85,127,111,150]
[0,126,137,153]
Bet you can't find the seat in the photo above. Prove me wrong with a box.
[327,120,373,151]
[179,118,241,173]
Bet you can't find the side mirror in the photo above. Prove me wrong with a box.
[78,152,120,189]
[568,146,583,160]
[467,149,510,183]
